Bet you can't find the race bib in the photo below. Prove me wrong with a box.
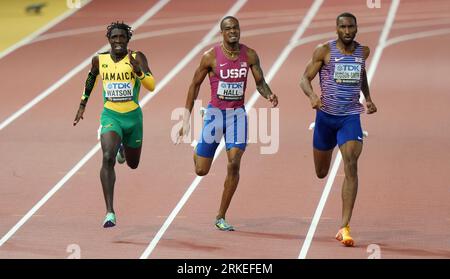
[217,81,244,101]
[105,82,133,102]
[334,63,361,84]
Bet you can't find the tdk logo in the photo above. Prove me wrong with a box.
[220,68,248,79]
[221,83,243,89]
[107,83,132,90]
[337,64,361,71]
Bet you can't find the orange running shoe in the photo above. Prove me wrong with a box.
[335,226,354,247]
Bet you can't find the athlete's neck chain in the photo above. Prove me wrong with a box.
[221,43,240,58]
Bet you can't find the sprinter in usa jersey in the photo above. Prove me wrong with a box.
[177,16,278,231]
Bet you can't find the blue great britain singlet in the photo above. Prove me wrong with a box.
[319,40,365,116]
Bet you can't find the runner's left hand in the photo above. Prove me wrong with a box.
[175,121,190,145]
[268,94,278,107]
[366,101,377,114]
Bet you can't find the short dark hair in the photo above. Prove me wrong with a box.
[336,12,357,26]
[106,21,133,41]
[220,16,239,31]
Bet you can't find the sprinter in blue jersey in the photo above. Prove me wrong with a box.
[300,13,377,247]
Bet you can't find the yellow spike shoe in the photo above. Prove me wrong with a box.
[335,226,354,247]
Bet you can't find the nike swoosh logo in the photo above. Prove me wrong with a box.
[220,63,227,67]
[334,57,345,62]
[357,136,362,140]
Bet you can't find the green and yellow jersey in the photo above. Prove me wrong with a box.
[99,52,141,113]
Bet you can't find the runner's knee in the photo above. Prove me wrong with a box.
[343,158,358,176]
[315,164,329,178]
[316,169,328,179]
[102,151,116,166]
[195,166,209,176]
[127,160,139,169]
[227,160,240,176]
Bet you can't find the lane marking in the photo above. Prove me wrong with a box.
[29,8,432,44]
[27,10,450,44]
[297,0,400,259]
[385,27,450,47]
[0,0,171,132]
[32,11,305,43]
[138,0,324,259]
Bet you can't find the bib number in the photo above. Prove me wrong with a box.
[217,81,244,101]
[334,63,361,85]
[105,82,133,102]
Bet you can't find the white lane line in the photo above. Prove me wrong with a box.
[133,19,450,47]
[385,27,450,47]
[0,0,92,60]
[0,0,171,132]
[28,8,400,45]
[138,0,324,260]
[297,0,401,259]
[31,10,308,43]
[246,0,324,109]
[0,0,171,247]
[360,0,400,102]
[291,17,450,50]
[33,12,303,43]
[367,1,401,84]
[0,145,101,247]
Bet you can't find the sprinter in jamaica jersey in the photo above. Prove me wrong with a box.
[73,21,155,228]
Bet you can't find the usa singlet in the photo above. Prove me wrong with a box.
[319,40,365,116]
[99,52,142,113]
[209,44,249,109]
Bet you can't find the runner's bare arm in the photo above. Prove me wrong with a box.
[185,50,213,114]
[300,43,328,109]
[361,46,377,114]
[73,56,99,126]
[176,50,213,143]
[248,48,278,107]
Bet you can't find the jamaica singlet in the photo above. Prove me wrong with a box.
[99,52,142,113]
